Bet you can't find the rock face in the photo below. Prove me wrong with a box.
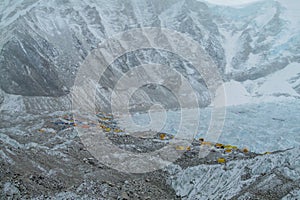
[0,28,65,96]
[0,0,300,112]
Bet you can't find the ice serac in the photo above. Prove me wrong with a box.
[168,147,300,199]
[0,0,299,113]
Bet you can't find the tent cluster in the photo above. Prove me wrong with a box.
[45,112,124,134]
[198,138,273,163]
[53,114,78,128]
[199,138,250,164]
[175,146,191,151]
[39,112,273,164]
[157,135,254,165]
[158,133,175,140]
[96,112,124,133]
[52,114,99,130]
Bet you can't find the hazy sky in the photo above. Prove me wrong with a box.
[203,0,263,6]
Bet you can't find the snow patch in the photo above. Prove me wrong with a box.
[201,0,264,7]
[220,30,241,73]
[254,62,300,97]
[245,53,261,69]
[40,128,56,134]
[213,80,251,107]
[253,6,276,27]
[0,94,25,112]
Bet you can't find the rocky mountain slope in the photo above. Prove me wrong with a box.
[1,0,300,199]
[1,110,299,199]
[0,0,300,112]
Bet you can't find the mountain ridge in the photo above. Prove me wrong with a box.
[0,0,299,112]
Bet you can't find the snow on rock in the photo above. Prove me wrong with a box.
[245,62,300,99]
[256,63,300,96]
[3,182,20,199]
[169,147,300,199]
[276,0,300,45]
[0,89,4,104]
[219,29,241,74]
[0,93,25,112]
[209,62,300,107]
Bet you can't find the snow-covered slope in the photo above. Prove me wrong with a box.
[168,147,300,199]
[215,0,299,74]
[0,0,299,112]
[245,62,300,100]
[215,62,300,106]
[0,0,299,154]
[1,1,299,199]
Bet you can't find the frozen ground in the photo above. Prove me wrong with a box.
[116,99,300,199]
[117,99,300,154]
[1,107,299,199]
[168,146,300,199]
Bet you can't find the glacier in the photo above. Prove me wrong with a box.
[1,0,300,199]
